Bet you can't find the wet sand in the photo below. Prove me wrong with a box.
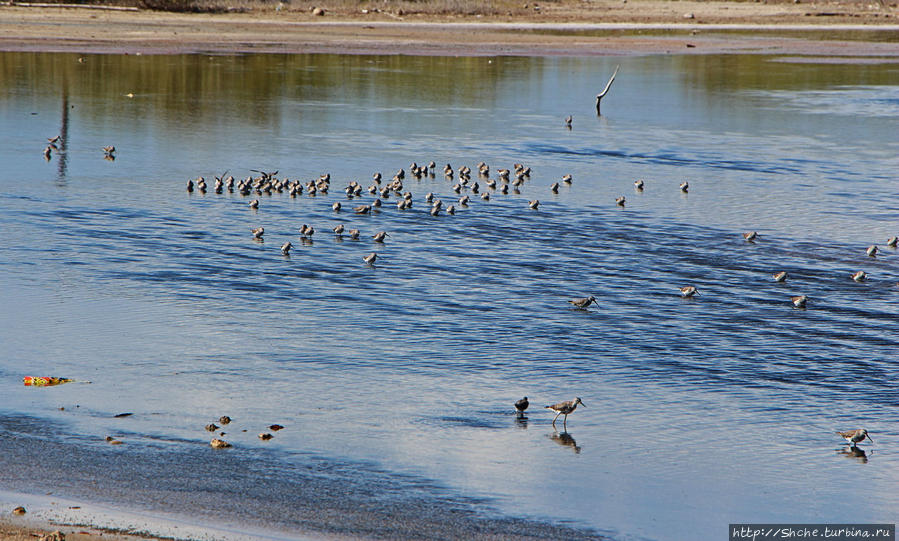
[0,413,606,540]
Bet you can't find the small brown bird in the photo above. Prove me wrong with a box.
[249,199,259,209]
[851,271,866,282]
[773,271,788,282]
[634,179,644,190]
[743,231,758,242]
[562,174,573,184]
[679,181,689,193]
[545,397,585,427]
[791,295,808,308]
[529,200,539,210]
[210,438,232,449]
[615,196,626,206]
[102,145,116,154]
[679,286,700,298]
[887,236,898,248]
[348,228,361,240]
[372,231,389,243]
[251,227,264,239]
[837,429,873,447]
[281,242,292,256]
[332,201,341,212]
[515,397,529,414]
[866,245,878,257]
[550,182,560,194]
[47,135,61,144]
[568,296,597,309]
[564,115,572,128]
[269,424,284,431]
[258,433,273,440]
[333,224,345,235]
[363,252,377,265]
[354,204,371,214]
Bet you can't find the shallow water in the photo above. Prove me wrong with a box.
[1,51,898,541]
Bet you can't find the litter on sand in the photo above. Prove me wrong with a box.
[23,376,90,387]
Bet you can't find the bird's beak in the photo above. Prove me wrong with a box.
[580,401,586,407]
[867,434,874,444]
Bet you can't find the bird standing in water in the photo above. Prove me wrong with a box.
[568,296,597,309]
[546,397,585,428]
[515,397,529,415]
[837,429,873,448]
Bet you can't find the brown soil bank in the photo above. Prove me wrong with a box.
[0,1,898,56]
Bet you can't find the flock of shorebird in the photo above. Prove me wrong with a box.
[671,229,896,311]
[186,161,543,268]
[44,117,886,448]
[179,153,892,446]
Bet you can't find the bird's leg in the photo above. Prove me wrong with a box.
[552,412,561,426]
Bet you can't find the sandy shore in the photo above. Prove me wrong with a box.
[0,2,898,57]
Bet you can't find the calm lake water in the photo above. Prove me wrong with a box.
[1,51,898,541]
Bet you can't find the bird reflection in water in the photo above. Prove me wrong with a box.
[515,415,528,429]
[837,446,870,464]
[550,431,581,454]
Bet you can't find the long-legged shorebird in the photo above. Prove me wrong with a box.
[791,295,808,308]
[634,179,644,191]
[888,236,898,248]
[280,241,292,256]
[251,227,264,240]
[528,200,539,210]
[363,252,377,265]
[569,296,597,309]
[515,397,529,414]
[743,231,758,242]
[546,397,584,427]
[679,181,689,193]
[866,245,878,257]
[773,271,788,282]
[837,429,873,447]
[851,271,867,282]
[679,286,700,298]
[372,231,389,243]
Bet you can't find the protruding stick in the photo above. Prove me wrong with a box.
[596,64,620,116]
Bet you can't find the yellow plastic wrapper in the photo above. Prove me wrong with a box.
[23,376,75,387]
